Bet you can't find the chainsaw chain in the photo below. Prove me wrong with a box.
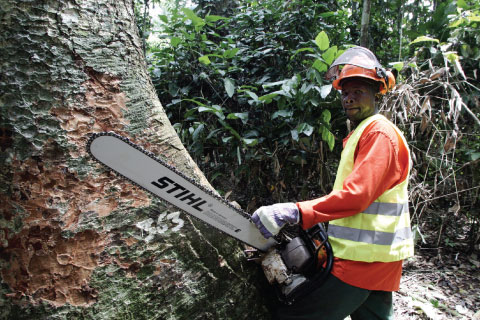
[86,131,258,246]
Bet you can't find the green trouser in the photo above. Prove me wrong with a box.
[275,274,394,320]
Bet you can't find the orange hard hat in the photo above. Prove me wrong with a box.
[326,46,396,95]
[332,64,395,94]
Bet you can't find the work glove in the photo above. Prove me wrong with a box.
[251,203,300,238]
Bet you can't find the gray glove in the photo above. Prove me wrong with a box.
[251,203,300,238]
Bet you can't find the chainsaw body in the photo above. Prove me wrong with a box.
[259,223,333,305]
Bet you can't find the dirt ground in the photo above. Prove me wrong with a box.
[393,249,480,320]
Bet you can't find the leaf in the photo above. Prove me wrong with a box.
[457,0,469,9]
[312,59,328,72]
[259,92,279,104]
[183,98,208,107]
[222,136,234,144]
[318,85,332,99]
[224,78,235,97]
[272,110,293,119]
[223,47,239,59]
[227,112,249,124]
[159,15,168,23]
[468,15,480,22]
[263,80,288,88]
[420,96,431,114]
[242,138,258,147]
[322,46,337,65]
[205,15,227,22]
[291,129,299,141]
[182,8,205,28]
[237,146,242,165]
[420,114,429,133]
[321,109,331,123]
[198,55,211,65]
[443,135,456,152]
[315,31,329,51]
[412,300,440,319]
[320,126,335,151]
[291,47,315,60]
[192,123,205,141]
[170,37,181,47]
[409,36,440,45]
[198,105,225,120]
[470,152,480,161]
[389,62,404,72]
[296,123,314,136]
[245,90,259,102]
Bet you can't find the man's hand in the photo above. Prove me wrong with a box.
[251,203,300,238]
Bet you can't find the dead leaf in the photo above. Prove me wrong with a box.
[468,257,480,268]
[444,136,456,152]
[420,96,431,114]
[448,202,460,215]
[430,67,447,81]
[420,114,429,133]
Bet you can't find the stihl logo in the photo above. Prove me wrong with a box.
[151,176,207,212]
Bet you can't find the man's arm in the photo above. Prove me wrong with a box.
[298,122,407,229]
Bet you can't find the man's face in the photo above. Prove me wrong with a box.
[340,79,378,125]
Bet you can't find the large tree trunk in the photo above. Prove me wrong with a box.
[0,0,271,318]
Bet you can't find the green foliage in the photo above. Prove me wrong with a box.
[148,0,348,205]
[378,0,480,252]
[142,0,480,251]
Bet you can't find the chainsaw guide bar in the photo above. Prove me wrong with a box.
[87,132,277,251]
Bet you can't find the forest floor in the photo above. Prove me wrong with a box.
[393,249,480,320]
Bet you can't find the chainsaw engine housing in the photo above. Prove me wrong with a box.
[260,223,333,305]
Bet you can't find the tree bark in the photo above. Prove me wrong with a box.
[360,0,372,48]
[0,0,270,318]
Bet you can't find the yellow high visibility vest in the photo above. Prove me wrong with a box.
[328,114,414,262]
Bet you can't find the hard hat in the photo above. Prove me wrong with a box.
[326,46,395,95]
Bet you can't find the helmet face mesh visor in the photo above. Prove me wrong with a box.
[326,46,383,80]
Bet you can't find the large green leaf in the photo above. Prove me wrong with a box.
[315,31,330,51]
[409,36,439,45]
[182,8,205,29]
[312,59,328,72]
[322,46,337,65]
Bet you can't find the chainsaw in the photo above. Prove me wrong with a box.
[87,132,333,304]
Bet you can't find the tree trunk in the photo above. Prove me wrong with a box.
[397,0,404,60]
[360,0,372,48]
[0,0,270,318]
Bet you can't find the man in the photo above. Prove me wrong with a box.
[252,46,414,320]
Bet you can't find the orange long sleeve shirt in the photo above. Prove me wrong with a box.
[297,119,410,291]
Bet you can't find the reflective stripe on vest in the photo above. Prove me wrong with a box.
[328,225,413,246]
[328,114,414,262]
[363,201,408,216]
